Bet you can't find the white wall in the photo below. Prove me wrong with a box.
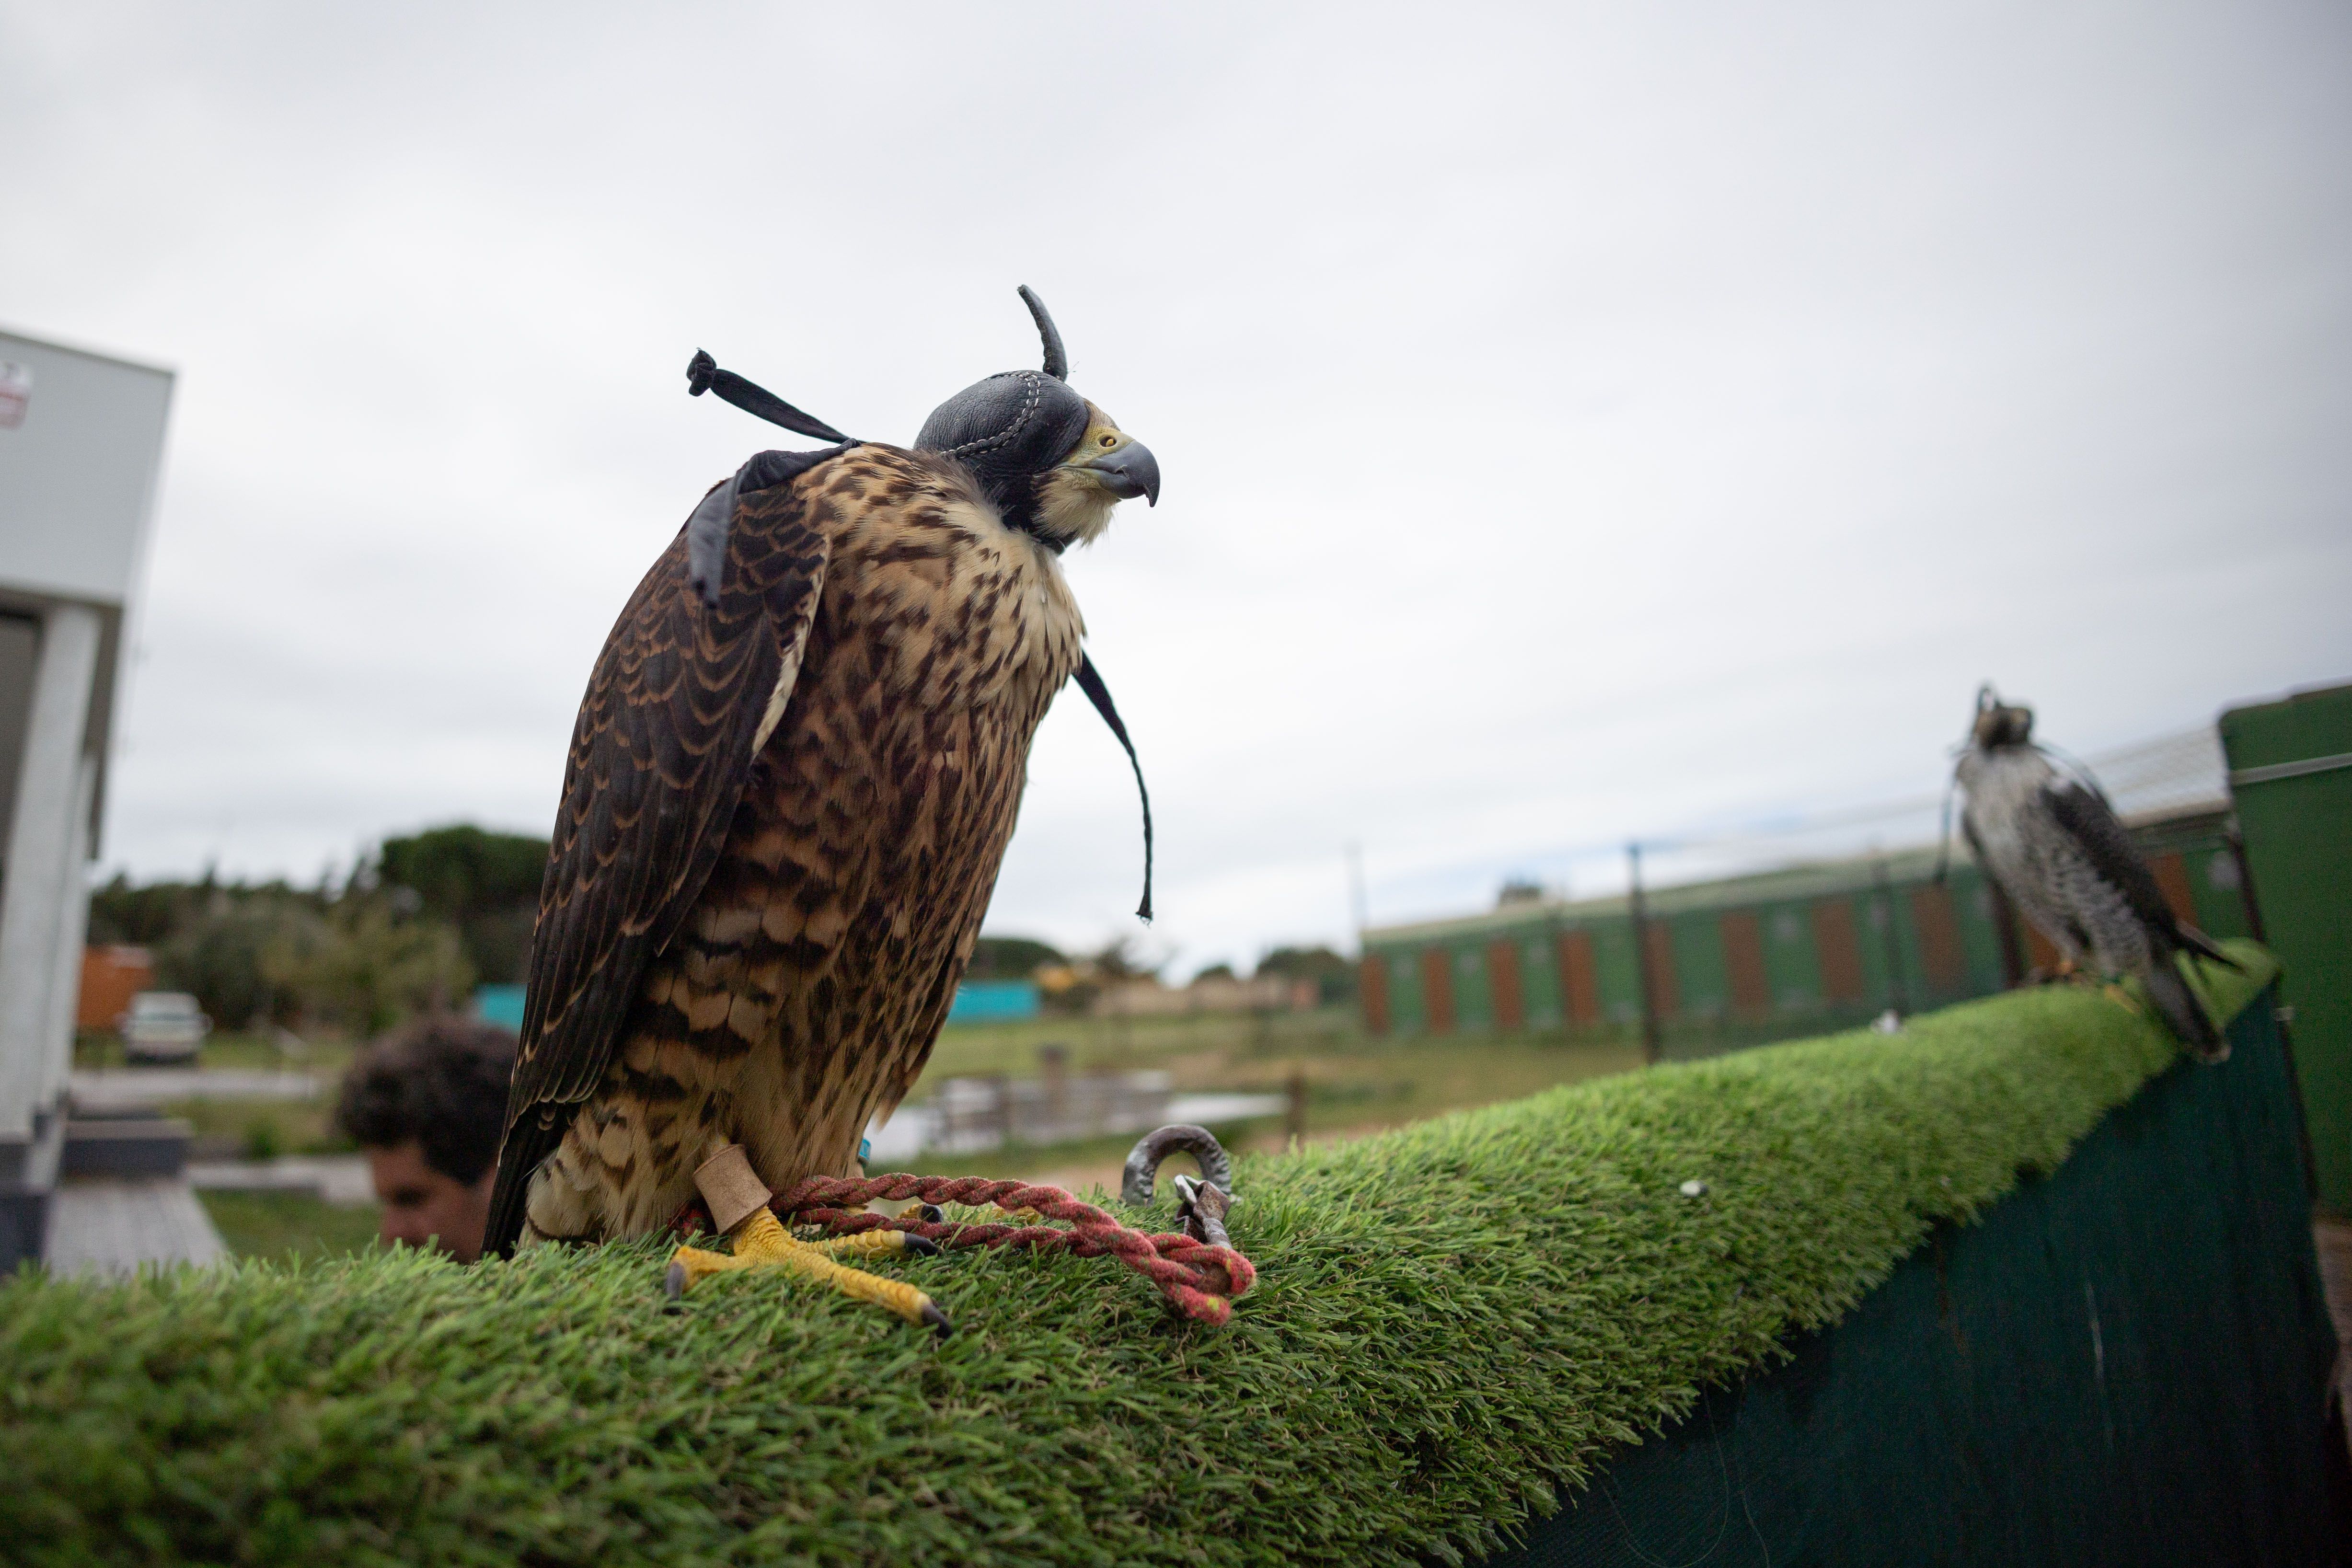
[0,329,173,608]
[0,604,101,1141]
[0,331,173,1163]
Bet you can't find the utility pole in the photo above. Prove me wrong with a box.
[1869,851,1911,1019]
[1345,841,1369,949]
[1627,842,1662,1066]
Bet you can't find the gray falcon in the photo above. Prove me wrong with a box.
[1954,686,2238,1061]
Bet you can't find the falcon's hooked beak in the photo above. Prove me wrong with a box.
[1074,434,1160,506]
[1034,405,1160,547]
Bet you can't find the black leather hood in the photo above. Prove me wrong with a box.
[913,369,1092,491]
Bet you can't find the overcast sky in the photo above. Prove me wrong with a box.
[7,2,2348,976]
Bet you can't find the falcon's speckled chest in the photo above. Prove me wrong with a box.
[521,448,1085,1243]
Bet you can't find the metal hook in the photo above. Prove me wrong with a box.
[1122,1124,1236,1245]
[1170,1174,1232,1249]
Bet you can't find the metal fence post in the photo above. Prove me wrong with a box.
[1628,843,1662,1066]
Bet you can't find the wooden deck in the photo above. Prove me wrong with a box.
[44,1178,226,1279]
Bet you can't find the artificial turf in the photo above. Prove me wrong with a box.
[0,945,2276,1567]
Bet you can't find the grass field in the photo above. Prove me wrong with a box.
[0,949,2274,1567]
[73,1027,357,1076]
[200,1190,384,1261]
[912,1006,1644,1190]
[167,1094,353,1162]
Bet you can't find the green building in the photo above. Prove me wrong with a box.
[1361,819,2258,1063]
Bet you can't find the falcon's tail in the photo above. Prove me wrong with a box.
[2143,956,2229,1064]
[2173,920,2241,971]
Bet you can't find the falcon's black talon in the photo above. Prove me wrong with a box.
[922,1302,954,1340]
[664,1261,687,1300]
[901,1233,940,1257]
[919,1204,945,1224]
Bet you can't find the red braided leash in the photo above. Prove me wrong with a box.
[674,1172,1254,1325]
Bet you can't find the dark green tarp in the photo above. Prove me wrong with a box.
[1489,989,2350,1567]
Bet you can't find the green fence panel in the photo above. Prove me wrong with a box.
[1850,888,1906,1014]
[1757,901,1820,1010]
[1453,943,1493,1030]
[1387,948,1425,1034]
[1521,931,1564,1028]
[2182,842,2258,943]
[1668,914,1728,1020]
[1589,920,1643,1026]
[2224,682,2352,1211]
[1484,991,2348,1567]
[1948,869,2011,995]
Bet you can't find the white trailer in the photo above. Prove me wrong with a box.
[0,326,173,1269]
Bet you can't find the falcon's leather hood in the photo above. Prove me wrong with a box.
[914,287,1096,500]
[913,367,1093,496]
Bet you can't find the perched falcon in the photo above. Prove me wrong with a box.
[1954,687,2237,1061]
[483,289,1160,1327]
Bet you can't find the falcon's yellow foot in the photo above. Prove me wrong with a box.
[665,1210,951,1339]
[809,1224,943,1261]
[2102,982,2143,1017]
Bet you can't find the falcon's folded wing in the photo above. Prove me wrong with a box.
[2040,779,2236,968]
[484,451,842,1257]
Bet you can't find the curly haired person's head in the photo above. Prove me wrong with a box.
[336,1015,516,1262]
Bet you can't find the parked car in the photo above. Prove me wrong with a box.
[118,991,211,1064]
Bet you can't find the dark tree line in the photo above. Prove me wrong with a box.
[88,826,1357,1037]
[88,825,550,1037]
[377,825,548,986]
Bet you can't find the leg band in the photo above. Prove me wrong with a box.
[694,1144,773,1235]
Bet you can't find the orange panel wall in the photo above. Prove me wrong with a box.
[1812,900,1867,1003]
[1642,921,1681,1020]
[78,945,155,1030]
[1487,939,1525,1031]
[2148,852,2199,925]
[1909,884,1968,992]
[1557,929,1602,1026]
[1720,911,1770,1017]
[1359,954,1391,1035]
[1420,947,1455,1033]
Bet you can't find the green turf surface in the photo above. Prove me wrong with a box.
[1,948,2274,1567]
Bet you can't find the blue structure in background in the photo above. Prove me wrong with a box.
[947,980,1040,1024]
[467,981,1037,1033]
[473,984,527,1033]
